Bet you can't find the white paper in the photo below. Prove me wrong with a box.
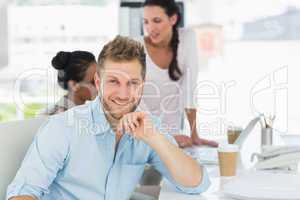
[223,171,300,200]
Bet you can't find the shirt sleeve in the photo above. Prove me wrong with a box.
[147,134,211,194]
[181,28,205,109]
[6,116,70,200]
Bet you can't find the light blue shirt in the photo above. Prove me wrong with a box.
[6,97,210,200]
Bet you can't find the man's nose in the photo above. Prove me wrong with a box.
[116,84,130,100]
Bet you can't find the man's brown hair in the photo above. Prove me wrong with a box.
[97,35,146,79]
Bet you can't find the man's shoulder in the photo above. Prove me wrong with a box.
[39,103,93,137]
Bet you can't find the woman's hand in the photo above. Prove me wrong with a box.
[191,133,219,147]
[174,134,218,148]
[173,135,193,148]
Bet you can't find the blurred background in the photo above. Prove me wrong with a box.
[0,0,299,139]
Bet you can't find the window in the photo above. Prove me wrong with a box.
[0,0,118,121]
[184,0,300,138]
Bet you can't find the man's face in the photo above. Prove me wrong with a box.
[95,59,144,120]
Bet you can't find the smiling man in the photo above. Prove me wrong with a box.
[6,36,210,200]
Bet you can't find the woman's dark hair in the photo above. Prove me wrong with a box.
[144,0,182,81]
[52,51,96,90]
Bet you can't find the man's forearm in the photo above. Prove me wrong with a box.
[9,196,37,200]
[146,133,202,187]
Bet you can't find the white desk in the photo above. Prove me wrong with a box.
[159,127,293,199]
[159,129,300,200]
[159,143,300,200]
[159,166,234,200]
[158,143,246,200]
[160,166,300,200]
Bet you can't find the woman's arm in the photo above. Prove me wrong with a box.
[185,108,197,135]
[185,108,218,147]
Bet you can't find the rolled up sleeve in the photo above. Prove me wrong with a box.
[171,166,211,194]
[6,116,70,200]
[6,179,46,200]
[148,134,211,194]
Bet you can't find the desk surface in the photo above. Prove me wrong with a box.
[159,131,293,200]
[159,166,232,200]
[159,157,300,200]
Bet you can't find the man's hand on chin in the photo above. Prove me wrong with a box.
[116,112,160,143]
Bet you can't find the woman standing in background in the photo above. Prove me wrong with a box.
[41,51,97,115]
[140,0,218,148]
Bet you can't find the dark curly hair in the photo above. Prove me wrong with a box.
[51,51,96,90]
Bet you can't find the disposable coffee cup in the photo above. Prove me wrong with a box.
[227,126,243,144]
[218,144,239,177]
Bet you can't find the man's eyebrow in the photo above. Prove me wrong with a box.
[105,75,117,79]
[131,78,142,81]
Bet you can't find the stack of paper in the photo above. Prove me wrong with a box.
[223,171,300,200]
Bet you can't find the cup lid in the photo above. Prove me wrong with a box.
[218,144,239,152]
[227,126,243,131]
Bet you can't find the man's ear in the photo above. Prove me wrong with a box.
[94,72,101,91]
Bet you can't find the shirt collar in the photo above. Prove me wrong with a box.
[90,96,112,136]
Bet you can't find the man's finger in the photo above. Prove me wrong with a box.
[123,119,132,133]
[135,112,146,120]
[127,115,137,131]
[131,115,140,128]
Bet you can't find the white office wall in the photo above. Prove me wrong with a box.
[0,0,299,137]
[0,4,8,68]
[182,0,300,137]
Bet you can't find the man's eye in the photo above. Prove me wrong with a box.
[108,80,117,84]
[131,81,140,85]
